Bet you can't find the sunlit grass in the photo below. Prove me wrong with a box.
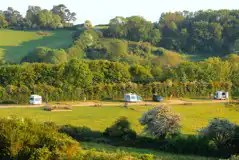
[0,29,73,63]
[0,103,238,135]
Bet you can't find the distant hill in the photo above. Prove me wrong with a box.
[0,30,74,63]
[0,28,226,65]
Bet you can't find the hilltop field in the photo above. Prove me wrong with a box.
[0,29,74,63]
[0,29,222,64]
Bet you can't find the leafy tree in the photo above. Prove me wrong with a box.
[88,60,131,84]
[51,4,76,24]
[38,10,62,29]
[84,20,93,29]
[0,14,8,28]
[151,66,164,81]
[26,6,42,28]
[125,16,154,42]
[130,64,153,83]
[3,7,23,27]
[103,39,128,61]
[148,29,161,46]
[106,16,127,38]
[64,59,92,89]
[43,49,68,64]
[68,46,85,59]
[74,29,100,49]
[139,105,181,139]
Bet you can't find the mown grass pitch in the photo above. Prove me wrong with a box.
[0,103,238,134]
[0,29,74,63]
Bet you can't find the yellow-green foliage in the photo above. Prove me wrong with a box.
[151,47,185,67]
[0,103,238,135]
[0,29,73,63]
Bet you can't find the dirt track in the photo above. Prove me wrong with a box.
[0,99,230,109]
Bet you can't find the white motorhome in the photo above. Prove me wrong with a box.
[214,91,229,100]
[29,95,42,105]
[124,93,142,102]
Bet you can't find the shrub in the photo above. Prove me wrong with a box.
[199,118,236,146]
[104,117,137,141]
[139,105,180,139]
[161,135,214,156]
[0,116,80,159]
[232,125,239,153]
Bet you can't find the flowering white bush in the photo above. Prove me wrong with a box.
[139,105,180,139]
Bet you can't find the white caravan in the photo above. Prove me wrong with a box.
[29,95,42,105]
[124,93,142,102]
[214,91,229,100]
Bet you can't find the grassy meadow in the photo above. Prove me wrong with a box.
[0,29,74,63]
[0,103,238,134]
[82,142,216,160]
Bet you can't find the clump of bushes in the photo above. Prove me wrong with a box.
[200,118,236,146]
[104,117,137,141]
[0,116,80,159]
[197,118,239,157]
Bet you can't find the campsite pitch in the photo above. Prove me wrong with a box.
[0,103,238,134]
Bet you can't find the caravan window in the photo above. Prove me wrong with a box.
[35,98,41,101]
[30,97,34,101]
[131,96,136,100]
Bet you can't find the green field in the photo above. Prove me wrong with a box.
[0,103,238,134]
[0,29,74,63]
[81,142,215,160]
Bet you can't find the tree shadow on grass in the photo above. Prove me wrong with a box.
[0,30,74,63]
[59,125,225,158]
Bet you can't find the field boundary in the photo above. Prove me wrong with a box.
[0,99,230,109]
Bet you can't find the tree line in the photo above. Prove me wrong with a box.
[103,10,239,54]
[1,6,239,54]
[0,56,238,103]
[0,4,76,29]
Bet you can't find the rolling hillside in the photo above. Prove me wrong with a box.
[0,29,74,63]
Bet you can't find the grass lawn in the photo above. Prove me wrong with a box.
[0,29,74,63]
[0,103,238,134]
[81,142,216,160]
